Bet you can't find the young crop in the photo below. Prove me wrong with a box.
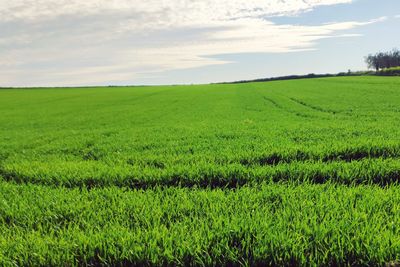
[0,182,399,266]
[1,76,400,265]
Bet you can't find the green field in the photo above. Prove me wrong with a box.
[0,76,400,266]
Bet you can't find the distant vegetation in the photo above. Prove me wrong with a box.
[225,49,400,84]
[376,66,400,76]
[365,48,400,71]
[225,71,374,84]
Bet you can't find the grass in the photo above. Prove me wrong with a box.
[1,182,399,266]
[0,76,400,265]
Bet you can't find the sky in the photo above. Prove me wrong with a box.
[0,0,399,87]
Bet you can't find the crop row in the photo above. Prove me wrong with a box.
[1,182,399,266]
[3,139,400,165]
[1,157,400,188]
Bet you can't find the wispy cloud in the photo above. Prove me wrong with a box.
[0,0,354,23]
[0,0,384,86]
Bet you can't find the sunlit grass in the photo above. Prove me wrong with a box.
[0,76,400,265]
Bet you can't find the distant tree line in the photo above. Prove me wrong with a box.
[220,49,400,84]
[222,72,365,84]
[365,49,400,71]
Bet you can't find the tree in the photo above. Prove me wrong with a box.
[365,54,379,71]
[365,49,400,71]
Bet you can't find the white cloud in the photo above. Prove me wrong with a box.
[0,0,353,23]
[0,0,384,86]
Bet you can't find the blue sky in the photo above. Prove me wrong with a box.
[0,0,399,87]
